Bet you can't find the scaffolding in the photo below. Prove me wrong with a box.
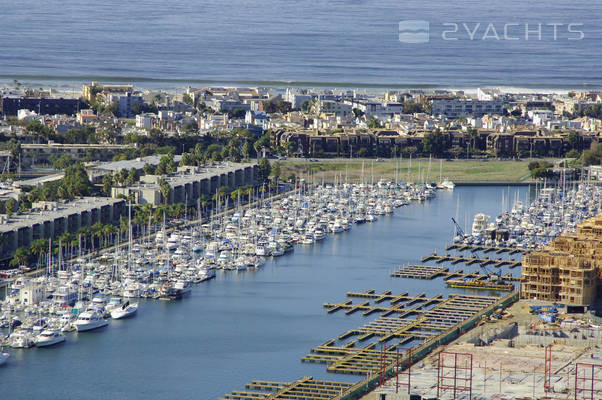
[437,351,473,400]
[395,347,412,395]
[544,345,553,392]
[575,363,602,400]
[521,214,602,306]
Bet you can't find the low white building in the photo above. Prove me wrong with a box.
[315,100,353,118]
[528,110,554,126]
[431,99,505,118]
[19,281,46,305]
[17,109,38,121]
[136,113,156,129]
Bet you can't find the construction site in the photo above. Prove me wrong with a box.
[370,300,602,400]
[521,214,602,309]
[370,214,602,400]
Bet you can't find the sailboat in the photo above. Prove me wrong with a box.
[437,160,455,190]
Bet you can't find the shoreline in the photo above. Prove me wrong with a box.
[0,77,590,94]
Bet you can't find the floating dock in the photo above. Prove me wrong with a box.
[446,243,527,254]
[323,290,443,317]
[390,265,449,279]
[421,253,522,268]
[219,376,353,400]
[391,265,521,282]
[304,292,508,376]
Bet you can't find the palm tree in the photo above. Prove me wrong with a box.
[92,222,104,249]
[30,238,49,267]
[159,178,171,205]
[173,203,185,219]
[10,246,30,267]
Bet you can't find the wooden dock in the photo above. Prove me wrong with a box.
[220,376,352,400]
[391,265,522,282]
[446,243,527,255]
[421,253,522,268]
[304,293,502,375]
[390,265,449,279]
[323,290,444,317]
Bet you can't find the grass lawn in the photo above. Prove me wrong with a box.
[278,158,543,183]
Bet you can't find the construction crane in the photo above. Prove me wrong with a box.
[451,217,466,240]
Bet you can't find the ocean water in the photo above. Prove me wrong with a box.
[0,1,600,90]
[1,185,530,399]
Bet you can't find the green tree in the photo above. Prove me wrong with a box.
[352,108,364,119]
[254,135,271,157]
[126,168,138,185]
[262,100,291,114]
[241,142,252,159]
[10,246,30,267]
[30,238,49,265]
[104,101,120,116]
[402,100,424,114]
[62,163,93,197]
[422,130,446,157]
[230,108,246,119]
[257,157,271,182]
[5,198,17,215]
[285,141,298,156]
[159,178,171,205]
[180,152,196,166]
[102,174,113,195]
[53,154,76,170]
[566,149,580,158]
[183,93,194,106]
[143,163,156,175]
[229,146,241,162]
[271,161,281,180]
[568,131,580,150]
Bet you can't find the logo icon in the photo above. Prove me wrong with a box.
[399,20,430,43]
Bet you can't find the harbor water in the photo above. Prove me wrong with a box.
[1,185,529,399]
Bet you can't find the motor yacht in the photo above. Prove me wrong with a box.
[110,300,138,319]
[74,309,108,332]
[35,329,66,347]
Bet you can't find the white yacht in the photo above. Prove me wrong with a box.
[301,234,314,245]
[255,244,268,256]
[438,178,455,190]
[35,329,66,347]
[122,280,141,298]
[110,301,138,320]
[472,213,490,237]
[173,279,192,295]
[313,229,326,241]
[75,310,109,332]
[8,330,35,348]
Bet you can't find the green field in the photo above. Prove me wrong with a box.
[278,158,544,183]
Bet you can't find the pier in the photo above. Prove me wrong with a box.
[446,243,527,255]
[389,265,449,279]
[323,290,444,317]
[391,264,522,282]
[421,252,522,268]
[219,376,353,400]
[303,292,509,376]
